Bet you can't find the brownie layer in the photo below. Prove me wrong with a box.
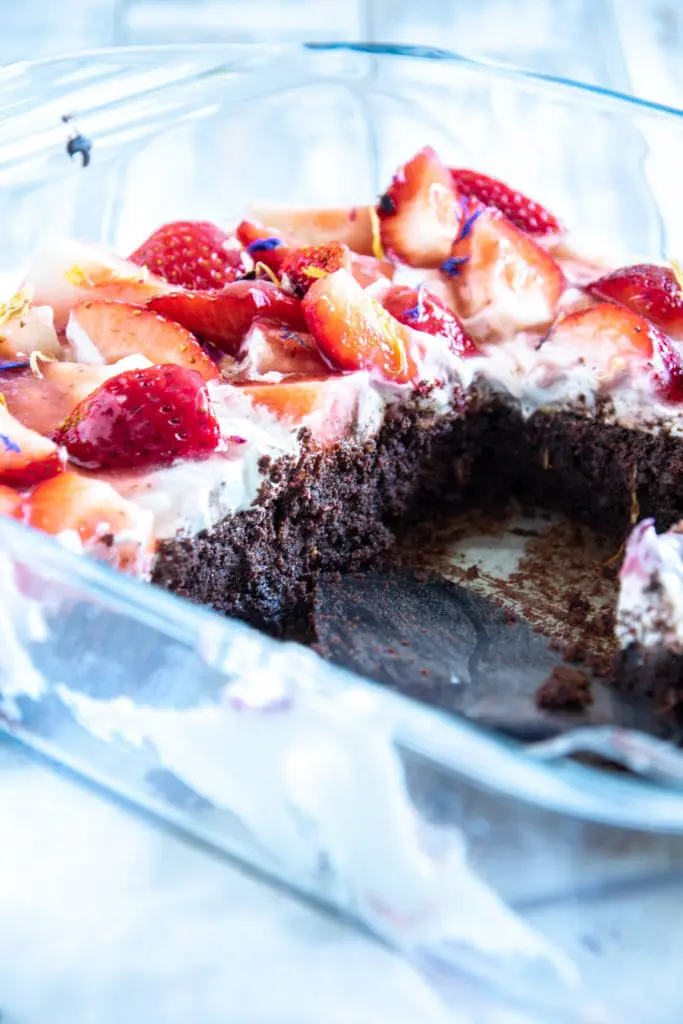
[153,393,683,639]
[152,397,466,634]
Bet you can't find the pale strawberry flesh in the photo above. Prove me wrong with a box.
[302,269,419,384]
[450,169,561,236]
[444,205,564,329]
[377,147,462,268]
[52,364,221,471]
[67,299,220,382]
[383,285,478,357]
[23,471,155,575]
[587,263,683,342]
[130,220,248,290]
[233,318,328,379]
[0,405,64,487]
[543,302,683,403]
[149,282,307,354]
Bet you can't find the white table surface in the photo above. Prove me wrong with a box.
[2,3,683,1022]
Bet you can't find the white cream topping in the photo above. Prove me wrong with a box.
[108,386,301,540]
[617,520,683,651]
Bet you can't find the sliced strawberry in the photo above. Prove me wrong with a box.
[232,318,328,379]
[383,285,477,357]
[149,281,307,354]
[0,290,61,360]
[587,264,683,342]
[0,357,152,437]
[542,302,683,402]
[237,374,359,443]
[236,220,289,274]
[246,204,374,255]
[450,169,561,236]
[129,220,249,291]
[52,364,221,471]
[444,206,564,330]
[377,147,461,268]
[280,242,351,295]
[0,484,23,518]
[23,471,155,575]
[66,300,219,382]
[0,404,64,487]
[25,240,172,332]
[302,269,419,384]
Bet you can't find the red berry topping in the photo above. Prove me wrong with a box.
[281,242,352,295]
[377,147,462,268]
[383,285,478,357]
[587,263,683,342]
[149,281,307,354]
[302,269,419,384]
[130,220,248,290]
[450,169,561,236]
[52,364,221,471]
[0,405,64,488]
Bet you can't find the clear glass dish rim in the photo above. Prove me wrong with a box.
[2,41,683,121]
[2,41,683,832]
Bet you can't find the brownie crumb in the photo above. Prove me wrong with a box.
[464,564,480,581]
[535,665,593,711]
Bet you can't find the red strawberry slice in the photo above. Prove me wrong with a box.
[25,240,173,332]
[0,484,22,518]
[232,318,328,379]
[0,404,64,487]
[67,300,219,382]
[383,285,478,357]
[444,206,564,330]
[129,220,249,291]
[52,364,221,471]
[543,302,683,402]
[237,374,359,443]
[23,471,155,575]
[450,169,561,236]
[1,357,152,437]
[587,263,683,342]
[149,281,307,354]
[236,220,289,274]
[377,147,462,268]
[281,242,352,295]
[246,204,375,255]
[302,269,419,384]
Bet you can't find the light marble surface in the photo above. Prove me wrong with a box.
[2,4,683,1022]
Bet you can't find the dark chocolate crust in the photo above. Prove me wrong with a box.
[153,398,464,634]
[153,391,683,638]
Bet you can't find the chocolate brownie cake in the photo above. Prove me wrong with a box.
[2,143,683,671]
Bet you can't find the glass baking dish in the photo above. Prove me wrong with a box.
[3,43,683,1021]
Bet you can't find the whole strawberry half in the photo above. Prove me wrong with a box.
[383,285,478,357]
[587,263,683,342]
[149,281,307,354]
[52,364,221,471]
[302,269,419,384]
[450,169,562,236]
[377,147,462,268]
[129,220,249,291]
